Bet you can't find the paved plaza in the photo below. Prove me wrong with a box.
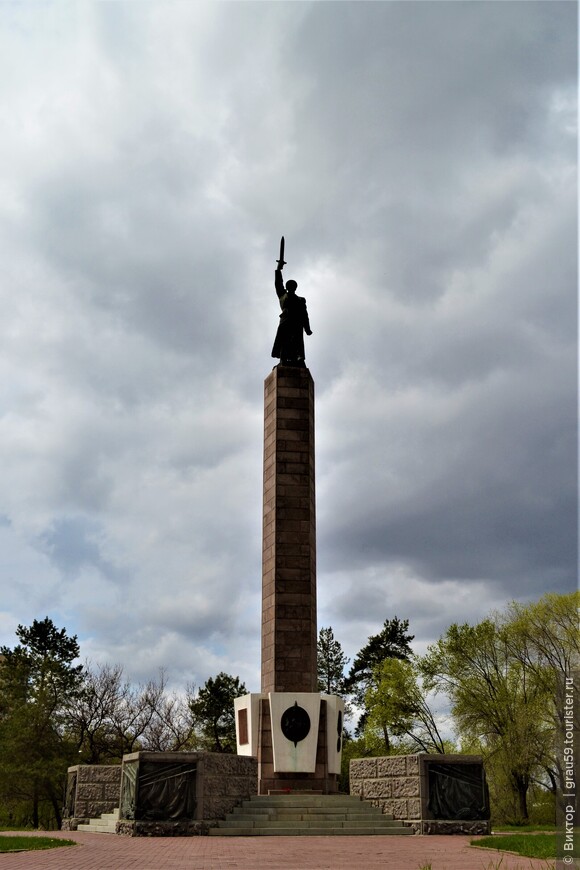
[0,830,553,870]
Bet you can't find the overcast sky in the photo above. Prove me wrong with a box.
[0,2,576,700]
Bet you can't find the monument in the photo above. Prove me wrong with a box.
[62,240,489,834]
[234,239,344,794]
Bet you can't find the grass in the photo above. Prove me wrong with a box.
[0,835,77,853]
[492,824,555,833]
[420,856,556,870]
[471,832,556,860]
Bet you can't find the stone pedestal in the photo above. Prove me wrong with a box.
[235,365,343,794]
[118,751,257,831]
[63,753,258,834]
[62,764,122,830]
[349,753,491,835]
[235,692,344,794]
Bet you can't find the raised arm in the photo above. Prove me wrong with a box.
[274,266,285,299]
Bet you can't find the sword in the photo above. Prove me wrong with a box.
[276,236,287,269]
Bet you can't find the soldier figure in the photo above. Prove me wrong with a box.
[271,239,312,366]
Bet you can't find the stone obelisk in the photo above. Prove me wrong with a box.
[261,364,317,695]
[234,241,343,794]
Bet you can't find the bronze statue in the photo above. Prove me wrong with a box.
[271,237,312,366]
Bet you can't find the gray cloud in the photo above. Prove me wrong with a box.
[0,1,575,691]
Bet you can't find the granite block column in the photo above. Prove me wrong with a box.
[261,365,317,694]
[234,364,341,794]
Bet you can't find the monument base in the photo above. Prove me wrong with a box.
[349,753,491,834]
[235,693,344,795]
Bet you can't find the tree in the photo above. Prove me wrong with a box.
[66,663,197,763]
[189,672,246,753]
[346,617,414,694]
[345,616,414,732]
[420,617,552,822]
[140,680,197,752]
[101,669,191,756]
[502,591,580,803]
[0,618,84,828]
[363,657,447,754]
[317,627,349,696]
[420,594,580,823]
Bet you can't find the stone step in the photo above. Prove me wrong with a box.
[210,825,412,837]
[210,795,413,837]
[76,807,120,834]
[77,822,117,833]
[226,812,393,823]
[234,803,386,815]
[224,806,392,819]
[218,817,402,829]
[233,802,387,812]
[247,795,364,806]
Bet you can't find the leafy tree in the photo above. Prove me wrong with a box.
[0,618,84,828]
[363,657,447,753]
[419,593,580,823]
[346,617,414,694]
[505,591,580,679]
[345,616,414,732]
[189,672,246,753]
[317,626,349,696]
[502,591,580,804]
[420,617,551,823]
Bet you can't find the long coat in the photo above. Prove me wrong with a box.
[271,270,312,362]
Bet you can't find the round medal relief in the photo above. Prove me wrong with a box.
[280,701,311,747]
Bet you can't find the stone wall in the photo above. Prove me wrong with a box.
[349,753,491,836]
[62,753,258,835]
[196,752,258,820]
[116,820,217,837]
[62,764,122,830]
[350,755,421,823]
[419,819,491,835]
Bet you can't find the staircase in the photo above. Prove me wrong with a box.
[209,794,413,836]
[77,808,120,834]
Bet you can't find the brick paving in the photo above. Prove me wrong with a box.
[0,831,553,870]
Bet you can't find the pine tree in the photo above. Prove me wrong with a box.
[345,616,414,736]
[189,672,246,753]
[0,617,84,828]
[345,616,414,694]
[317,627,349,695]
